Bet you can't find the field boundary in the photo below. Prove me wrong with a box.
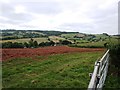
[88,49,109,89]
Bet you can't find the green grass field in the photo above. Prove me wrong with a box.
[69,38,119,48]
[0,37,48,43]
[60,34,77,38]
[1,36,65,43]
[71,41,106,48]
[49,36,65,42]
[2,52,104,88]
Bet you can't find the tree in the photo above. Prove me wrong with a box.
[103,33,109,36]
[49,41,55,46]
[107,43,120,76]
[74,39,76,44]
[39,42,45,47]
[48,38,51,41]
[39,41,55,47]
[34,41,39,48]
[59,40,72,45]
[29,38,34,47]
[2,42,12,48]
[2,42,24,48]
[24,42,29,48]
[104,43,108,48]
[12,42,24,48]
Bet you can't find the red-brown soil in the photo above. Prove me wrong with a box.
[1,46,105,61]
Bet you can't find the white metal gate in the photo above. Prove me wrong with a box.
[88,50,110,90]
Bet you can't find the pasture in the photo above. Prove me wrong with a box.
[1,36,65,44]
[0,37,48,43]
[69,37,118,48]
[2,47,105,88]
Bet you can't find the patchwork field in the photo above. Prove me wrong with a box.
[2,46,105,88]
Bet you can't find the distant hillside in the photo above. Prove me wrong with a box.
[1,29,79,40]
[1,29,118,49]
[1,29,114,44]
[1,29,78,36]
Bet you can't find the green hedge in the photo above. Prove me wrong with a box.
[69,44,105,48]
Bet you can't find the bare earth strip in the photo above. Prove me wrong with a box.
[1,46,105,61]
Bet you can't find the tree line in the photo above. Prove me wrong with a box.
[2,38,72,48]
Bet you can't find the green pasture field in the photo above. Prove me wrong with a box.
[60,34,77,38]
[69,38,119,48]
[49,36,65,42]
[94,34,108,39]
[1,36,66,43]
[0,37,48,43]
[2,51,104,88]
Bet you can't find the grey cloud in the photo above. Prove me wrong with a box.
[58,23,94,33]
[93,14,118,34]
[3,0,63,15]
[0,0,117,35]
[59,23,93,29]
[88,4,117,20]
[0,0,62,25]
[83,4,118,34]
[0,2,33,24]
[18,24,36,28]
[22,1,62,15]
[92,10,116,21]
[58,14,117,34]
[0,17,30,24]
[91,5,118,34]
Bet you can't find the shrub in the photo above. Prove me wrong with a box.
[2,42,24,48]
[39,42,45,47]
[24,42,29,48]
[28,38,34,47]
[69,44,104,48]
[34,41,39,48]
[2,42,12,48]
[39,41,55,47]
[59,40,72,45]
[107,43,120,68]
[106,38,120,76]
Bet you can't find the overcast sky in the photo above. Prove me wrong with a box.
[0,0,119,34]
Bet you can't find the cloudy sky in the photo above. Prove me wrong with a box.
[0,0,119,34]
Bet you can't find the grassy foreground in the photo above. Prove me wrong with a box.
[2,52,104,88]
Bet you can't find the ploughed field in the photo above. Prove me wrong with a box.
[2,46,104,61]
[2,46,105,88]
